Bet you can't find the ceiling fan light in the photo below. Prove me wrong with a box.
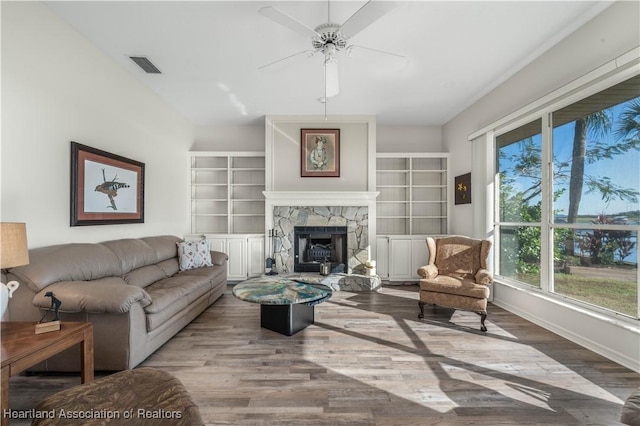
[324,58,339,98]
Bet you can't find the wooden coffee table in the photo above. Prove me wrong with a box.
[232,277,332,336]
[1,321,94,426]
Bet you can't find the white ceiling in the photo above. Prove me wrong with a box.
[45,1,611,127]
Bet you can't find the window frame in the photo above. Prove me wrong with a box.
[490,63,640,322]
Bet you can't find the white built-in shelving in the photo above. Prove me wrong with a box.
[188,152,266,280]
[190,152,265,234]
[376,153,449,235]
[375,153,449,281]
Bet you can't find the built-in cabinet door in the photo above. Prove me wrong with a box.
[376,236,389,279]
[189,234,264,280]
[205,237,246,280]
[376,235,431,281]
[412,239,429,276]
[207,238,226,254]
[247,236,265,278]
[226,238,246,279]
[389,239,413,280]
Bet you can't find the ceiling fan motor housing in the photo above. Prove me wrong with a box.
[312,23,348,51]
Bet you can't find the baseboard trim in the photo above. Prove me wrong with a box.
[492,294,639,372]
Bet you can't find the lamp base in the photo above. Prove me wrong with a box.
[0,280,20,320]
[35,320,61,334]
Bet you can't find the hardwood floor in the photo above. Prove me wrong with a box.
[8,284,639,425]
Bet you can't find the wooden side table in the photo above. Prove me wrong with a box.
[1,321,94,426]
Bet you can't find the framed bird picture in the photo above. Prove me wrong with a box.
[70,142,145,226]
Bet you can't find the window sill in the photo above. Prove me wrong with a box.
[493,277,640,334]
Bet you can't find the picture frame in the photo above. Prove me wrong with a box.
[301,128,340,177]
[454,172,472,205]
[70,142,145,226]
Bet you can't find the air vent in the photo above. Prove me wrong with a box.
[129,56,161,74]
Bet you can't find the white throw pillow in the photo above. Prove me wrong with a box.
[176,240,213,271]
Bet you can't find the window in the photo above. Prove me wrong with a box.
[495,75,640,319]
[496,119,542,288]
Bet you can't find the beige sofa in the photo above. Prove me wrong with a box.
[7,235,227,371]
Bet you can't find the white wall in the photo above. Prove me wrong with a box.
[442,1,640,371]
[193,125,264,151]
[268,119,371,191]
[1,2,194,248]
[376,126,442,152]
[444,0,639,237]
[193,124,442,154]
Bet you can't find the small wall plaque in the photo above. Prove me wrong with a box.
[455,173,471,205]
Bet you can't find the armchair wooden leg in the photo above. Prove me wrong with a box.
[418,301,425,319]
[478,312,487,332]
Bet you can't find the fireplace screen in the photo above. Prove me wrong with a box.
[294,226,347,273]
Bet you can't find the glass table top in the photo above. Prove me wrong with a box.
[232,277,332,305]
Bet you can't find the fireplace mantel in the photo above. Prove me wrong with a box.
[263,191,379,205]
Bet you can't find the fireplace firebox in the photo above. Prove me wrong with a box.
[294,226,347,273]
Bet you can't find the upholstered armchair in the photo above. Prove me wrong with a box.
[417,236,493,331]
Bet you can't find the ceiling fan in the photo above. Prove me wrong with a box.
[259,1,403,100]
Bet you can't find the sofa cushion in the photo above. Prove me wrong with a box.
[9,244,122,292]
[420,275,490,299]
[123,264,171,288]
[179,264,224,279]
[146,297,190,331]
[32,277,152,313]
[176,240,212,271]
[101,238,158,274]
[157,258,180,277]
[144,274,212,314]
[142,235,182,262]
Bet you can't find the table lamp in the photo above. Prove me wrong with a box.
[1,222,29,319]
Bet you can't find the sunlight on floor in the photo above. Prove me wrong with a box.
[311,287,626,418]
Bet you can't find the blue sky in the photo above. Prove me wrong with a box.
[499,99,640,217]
[552,102,640,216]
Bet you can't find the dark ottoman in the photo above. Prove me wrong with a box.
[32,368,203,425]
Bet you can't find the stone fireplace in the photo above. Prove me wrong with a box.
[271,206,368,274]
[264,191,378,275]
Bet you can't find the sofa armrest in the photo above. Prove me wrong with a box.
[475,268,494,285]
[417,265,438,279]
[210,250,228,266]
[32,278,151,314]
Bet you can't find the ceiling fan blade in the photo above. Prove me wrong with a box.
[346,44,405,60]
[339,1,396,39]
[258,50,316,70]
[259,6,320,39]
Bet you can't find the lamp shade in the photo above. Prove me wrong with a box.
[0,223,29,269]
[324,58,339,98]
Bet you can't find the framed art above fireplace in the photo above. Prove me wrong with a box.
[300,128,340,177]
